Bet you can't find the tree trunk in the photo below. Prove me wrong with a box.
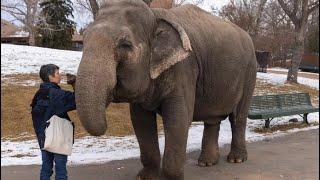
[28,29,36,46]
[287,26,306,83]
[89,0,99,20]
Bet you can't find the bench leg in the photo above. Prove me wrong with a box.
[303,113,309,124]
[265,119,270,128]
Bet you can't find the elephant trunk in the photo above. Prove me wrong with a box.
[75,45,117,136]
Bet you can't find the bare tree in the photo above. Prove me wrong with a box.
[260,0,295,66]
[1,0,39,46]
[277,0,319,83]
[173,0,204,7]
[148,0,204,8]
[89,0,99,19]
[219,0,267,37]
[73,0,103,20]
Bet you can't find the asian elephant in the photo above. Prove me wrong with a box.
[75,0,257,179]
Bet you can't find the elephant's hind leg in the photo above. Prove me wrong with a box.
[227,113,248,163]
[130,103,161,179]
[198,121,221,167]
[227,65,256,163]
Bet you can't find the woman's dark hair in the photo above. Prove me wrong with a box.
[39,64,59,82]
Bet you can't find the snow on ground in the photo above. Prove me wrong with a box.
[257,72,319,90]
[1,44,82,76]
[1,113,319,166]
[268,67,290,72]
[268,67,319,76]
[1,44,319,166]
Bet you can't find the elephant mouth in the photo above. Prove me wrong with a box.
[112,92,134,103]
[112,82,134,103]
[112,83,141,103]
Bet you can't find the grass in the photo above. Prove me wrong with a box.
[254,79,319,106]
[10,153,37,158]
[1,74,164,140]
[1,74,318,141]
[253,122,319,134]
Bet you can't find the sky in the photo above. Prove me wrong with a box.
[1,0,229,31]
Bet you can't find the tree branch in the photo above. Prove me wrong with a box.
[89,0,99,19]
[277,0,299,26]
[307,0,319,15]
[75,0,92,12]
[1,8,26,24]
[1,4,26,16]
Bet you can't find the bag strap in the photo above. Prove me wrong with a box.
[30,88,50,109]
[44,89,54,123]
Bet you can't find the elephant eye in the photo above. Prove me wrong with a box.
[155,30,165,37]
[118,40,133,51]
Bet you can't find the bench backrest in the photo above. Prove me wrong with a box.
[250,93,312,112]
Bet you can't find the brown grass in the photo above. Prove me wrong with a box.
[10,153,37,158]
[1,75,163,140]
[1,74,318,141]
[253,122,319,134]
[254,79,319,106]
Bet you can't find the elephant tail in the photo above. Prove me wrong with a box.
[230,60,257,123]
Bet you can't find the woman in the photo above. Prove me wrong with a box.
[30,64,76,180]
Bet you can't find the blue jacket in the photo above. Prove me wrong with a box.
[31,82,76,149]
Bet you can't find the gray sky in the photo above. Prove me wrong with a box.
[196,0,229,11]
[1,0,229,31]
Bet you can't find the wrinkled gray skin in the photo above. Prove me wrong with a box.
[75,0,257,179]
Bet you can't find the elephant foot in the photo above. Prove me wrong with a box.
[136,167,160,180]
[227,148,247,163]
[162,172,184,180]
[197,150,219,167]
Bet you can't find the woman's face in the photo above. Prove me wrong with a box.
[49,69,61,84]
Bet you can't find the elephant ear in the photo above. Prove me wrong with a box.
[150,17,192,79]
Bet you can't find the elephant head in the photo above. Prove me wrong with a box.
[76,0,192,136]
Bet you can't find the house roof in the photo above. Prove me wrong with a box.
[72,34,83,42]
[1,19,83,42]
[1,19,20,37]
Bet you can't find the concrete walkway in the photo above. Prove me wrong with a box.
[1,129,319,180]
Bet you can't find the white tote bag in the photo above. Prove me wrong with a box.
[43,115,74,155]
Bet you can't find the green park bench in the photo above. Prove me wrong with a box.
[248,93,319,128]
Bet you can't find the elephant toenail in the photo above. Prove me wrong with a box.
[198,162,206,167]
[236,159,242,163]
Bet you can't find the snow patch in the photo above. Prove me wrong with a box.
[257,72,319,90]
[1,112,318,166]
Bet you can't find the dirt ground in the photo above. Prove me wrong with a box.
[2,129,318,180]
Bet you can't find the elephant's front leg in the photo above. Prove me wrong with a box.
[130,103,161,180]
[161,98,191,180]
[198,121,221,166]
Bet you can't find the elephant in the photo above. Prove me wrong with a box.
[75,0,257,179]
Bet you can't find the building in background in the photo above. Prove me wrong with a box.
[1,19,83,51]
[1,19,29,45]
[299,53,319,73]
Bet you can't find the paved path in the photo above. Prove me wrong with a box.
[2,129,319,180]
